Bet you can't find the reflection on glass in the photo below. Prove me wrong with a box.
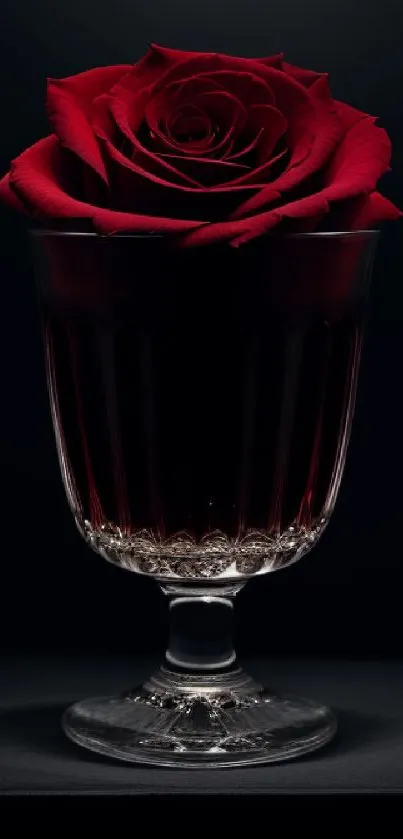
[32,230,377,767]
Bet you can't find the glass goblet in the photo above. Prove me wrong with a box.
[32,229,377,767]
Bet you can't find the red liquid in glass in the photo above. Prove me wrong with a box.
[38,237,366,578]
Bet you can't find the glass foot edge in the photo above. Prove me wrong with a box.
[62,673,338,768]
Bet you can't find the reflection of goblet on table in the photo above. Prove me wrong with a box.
[33,229,377,767]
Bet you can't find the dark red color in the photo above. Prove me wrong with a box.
[34,232,374,541]
[0,45,400,245]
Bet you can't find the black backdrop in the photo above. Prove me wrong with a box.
[0,0,402,658]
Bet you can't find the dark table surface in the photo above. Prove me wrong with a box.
[1,655,403,796]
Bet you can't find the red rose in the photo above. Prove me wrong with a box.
[0,44,400,245]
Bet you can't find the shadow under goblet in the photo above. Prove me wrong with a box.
[31,229,377,767]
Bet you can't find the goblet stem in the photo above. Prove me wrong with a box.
[162,583,243,674]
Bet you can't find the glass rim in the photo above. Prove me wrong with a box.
[29,228,380,241]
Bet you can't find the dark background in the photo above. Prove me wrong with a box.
[0,0,402,659]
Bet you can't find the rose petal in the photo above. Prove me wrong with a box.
[285,75,335,166]
[9,136,97,220]
[344,191,402,228]
[47,86,106,183]
[47,66,131,182]
[248,104,287,162]
[49,65,132,106]
[159,154,250,186]
[146,118,218,156]
[93,207,207,235]
[322,118,392,198]
[180,193,330,248]
[232,66,325,179]
[94,82,148,135]
[94,93,204,187]
[7,133,207,236]
[189,70,275,107]
[227,149,287,188]
[232,193,330,245]
[334,100,372,132]
[151,44,283,75]
[169,73,224,101]
[150,122,236,159]
[0,171,27,212]
[108,44,180,96]
[232,141,398,240]
[281,60,327,88]
[255,53,284,70]
[320,191,402,231]
[226,128,265,161]
[169,89,237,159]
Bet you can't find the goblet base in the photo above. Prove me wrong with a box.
[62,666,337,768]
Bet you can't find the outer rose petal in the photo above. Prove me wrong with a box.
[323,118,392,198]
[281,60,327,87]
[149,43,284,71]
[0,171,27,212]
[93,208,207,235]
[7,134,207,236]
[9,136,96,220]
[109,43,199,97]
[180,193,330,248]
[49,65,132,106]
[334,99,372,131]
[342,191,402,229]
[47,65,131,181]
